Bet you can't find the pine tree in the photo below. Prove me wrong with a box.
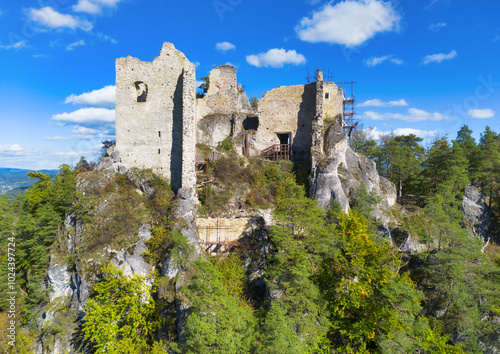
[454,124,479,178]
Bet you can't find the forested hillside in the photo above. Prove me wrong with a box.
[0,125,499,353]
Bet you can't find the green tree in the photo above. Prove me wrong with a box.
[81,265,163,353]
[380,134,424,196]
[0,195,16,311]
[318,211,430,353]
[349,127,381,164]
[422,136,450,194]
[258,177,333,352]
[454,124,479,178]
[178,259,256,353]
[476,126,500,209]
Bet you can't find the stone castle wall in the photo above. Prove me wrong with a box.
[115,43,343,191]
[323,82,343,119]
[255,84,316,160]
[115,42,196,192]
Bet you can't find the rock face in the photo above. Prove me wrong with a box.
[310,122,396,213]
[462,184,491,240]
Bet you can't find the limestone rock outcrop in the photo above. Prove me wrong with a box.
[462,184,491,240]
[310,122,396,213]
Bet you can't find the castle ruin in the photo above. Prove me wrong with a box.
[115,42,344,193]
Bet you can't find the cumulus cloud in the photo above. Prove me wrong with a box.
[73,0,101,14]
[28,7,92,31]
[73,125,97,134]
[365,127,437,140]
[52,108,115,125]
[296,0,400,47]
[363,108,450,122]
[467,109,495,119]
[428,22,447,32]
[66,40,85,51]
[422,49,457,64]
[216,42,236,51]
[0,144,25,155]
[246,48,306,68]
[364,55,403,66]
[358,98,408,107]
[0,41,28,50]
[65,85,115,108]
[73,0,122,14]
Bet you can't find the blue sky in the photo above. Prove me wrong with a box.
[1,0,499,170]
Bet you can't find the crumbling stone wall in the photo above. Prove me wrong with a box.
[254,84,316,160]
[311,69,324,175]
[115,42,196,192]
[323,81,343,119]
[196,65,252,150]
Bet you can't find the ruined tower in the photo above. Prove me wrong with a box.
[115,42,196,192]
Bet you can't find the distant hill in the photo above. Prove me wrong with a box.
[0,167,59,197]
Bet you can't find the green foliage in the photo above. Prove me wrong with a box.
[81,265,163,353]
[15,165,79,321]
[218,136,233,152]
[260,177,332,352]
[318,211,427,353]
[0,195,16,311]
[250,95,258,109]
[352,182,382,219]
[177,259,256,353]
[212,253,249,299]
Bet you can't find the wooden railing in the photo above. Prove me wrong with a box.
[260,144,291,161]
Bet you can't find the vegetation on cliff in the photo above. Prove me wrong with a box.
[0,124,499,353]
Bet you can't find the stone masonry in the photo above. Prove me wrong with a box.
[115,42,343,193]
[115,42,196,193]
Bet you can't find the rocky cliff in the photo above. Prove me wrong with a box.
[310,121,396,215]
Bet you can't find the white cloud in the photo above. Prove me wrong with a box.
[467,109,495,119]
[422,49,457,64]
[0,144,25,155]
[52,108,115,124]
[296,0,400,47]
[73,0,122,14]
[246,48,306,68]
[65,85,115,108]
[365,127,437,140]
[365,55,403,66]
[73,0,101,14]
[363,108,450,122]
[428,22,447,32]
[0,41,28,50]
[216,42,236,51]
[28,7,93,31]
[73,125,97,134]
[358,98,408,107]
[66,40,85,51]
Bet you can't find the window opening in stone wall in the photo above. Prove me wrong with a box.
[325,92,330,99]
[158,149,161,154]
[158,131,161,137]
[135,81,148,102]
[243,116,259,130]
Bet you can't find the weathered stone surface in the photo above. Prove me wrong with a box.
[310,121,396,213]
[47,257,73,303]
[399,233,422,253]
[462,184,491,240]
[109,224,153,278]
[115,42,196,193]
[196,114,232,147]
